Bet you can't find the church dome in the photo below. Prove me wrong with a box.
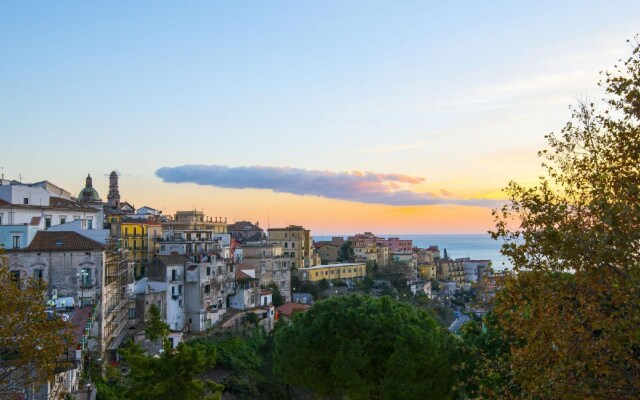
[78,174,101,203]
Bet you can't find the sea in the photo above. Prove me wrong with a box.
[313,233,512,270]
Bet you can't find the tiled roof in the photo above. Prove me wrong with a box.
[49,197,97,211]
[236,267,256,280]
[276,302,310,317]
[30,217,42,226]
[228,221,263,232]
[0,198,10,206]
[26,231,106,251]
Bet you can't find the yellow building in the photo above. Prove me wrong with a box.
[299,262,367,283]
[418,263,437,280]
[436,259,466,284]
[120,218,162,277]
[268,225,317,269]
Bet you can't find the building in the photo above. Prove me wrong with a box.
[416,246,441,263]
[226,267,275,331]
[348,232,413,252]
[6,231,132,362]
[240,243,292,302]
[0,180,101,249]
[436,258,466,284]
[158,211,229,257]
[120,218,162,278]
[353,242,378,264]
[228,220,264,244]
[298,262,367,285]
[106,171,120,209]
[460,258,492,283]
[275,302,309,323]
[418,263,437,280]
[267,225,318,269]
[313,237,344,264]
[146,254,235,332]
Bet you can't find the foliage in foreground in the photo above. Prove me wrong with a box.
[273,295,460,400]
[491,37,640,399]
[118,340,221,400]
[0,250,73,395]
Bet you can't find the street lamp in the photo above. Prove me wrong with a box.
[77,270,88,308]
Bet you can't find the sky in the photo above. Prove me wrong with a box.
[1,1,639,234]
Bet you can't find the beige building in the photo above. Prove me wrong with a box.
[159,211,230,256]
[240,243,292,301]
[353,242,378,264]
[436,259,466,284]
[267,225,318,269]
[376,244,389,267]
[416,246,441,263]
[418,263,437,280]
[313,237,344,264]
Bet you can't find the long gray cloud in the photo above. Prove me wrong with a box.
[155,165,500,207]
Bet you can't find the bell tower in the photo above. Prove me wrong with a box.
[107,171,120,208]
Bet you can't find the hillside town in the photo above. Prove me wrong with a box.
[0,173,504,399]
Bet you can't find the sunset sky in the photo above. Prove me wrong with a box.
[1,1,639,234]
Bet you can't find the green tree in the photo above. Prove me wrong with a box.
[273,295,459,400]
[145,304,169,343]
[491,38,640,398]
[266,283,285,307]
[337,241,355,262]
[0,249,74,395]
[118,341,222,400]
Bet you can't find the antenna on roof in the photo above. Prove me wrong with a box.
[1,166,4,180]
[19,172,23,182]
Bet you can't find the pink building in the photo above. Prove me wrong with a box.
[347,232,413,252]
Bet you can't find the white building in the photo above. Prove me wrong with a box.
[147,254,235,333]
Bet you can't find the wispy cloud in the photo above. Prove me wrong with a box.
[155,165,500,207]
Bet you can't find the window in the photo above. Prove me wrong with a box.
[179,300,183,307]
[88,219,93,229]
[178,285,182,294]
[33,269,43,282]
[12,236,20,249]
[124,227,128,236]
[206,266,211,276]
[284,242,288,248]
[60,216,66,224]
[128,308,136,319]
[81,268,91,286]
[291,242,295,248]
[204,284,210,293]
[171,269,177,281]
[45,217,51,229]
[161,245,165,251]
[0,214,2,225]
[23,197,28,205]
[172,286,175,295]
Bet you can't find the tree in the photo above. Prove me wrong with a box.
[273,295,459,400]
[145,304,169,343]
[118,341,222,400]
[491,38,640,398]
[337,241,355,263]
[265,283,285,307]
[0,249,73,395]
